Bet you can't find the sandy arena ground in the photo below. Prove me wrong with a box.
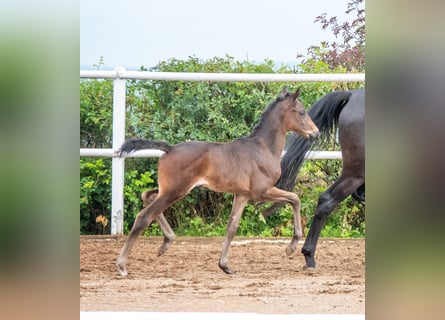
[80,236,365,314]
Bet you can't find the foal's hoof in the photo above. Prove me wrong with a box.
[157,247,166,257]
[157,245,169,257]
[157,240,174,257]
[116,261,128,276]
[285,244,296,256]
[219,263,235,275]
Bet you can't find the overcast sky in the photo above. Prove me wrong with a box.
[80,0,353,70]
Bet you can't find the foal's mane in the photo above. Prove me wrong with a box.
[249,91,293,136]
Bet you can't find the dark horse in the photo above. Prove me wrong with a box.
[263,89,365,271]
[116,87,319,276]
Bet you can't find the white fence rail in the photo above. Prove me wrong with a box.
[80,67,365,235]
[80,69,365,82]
[80,148,342,159]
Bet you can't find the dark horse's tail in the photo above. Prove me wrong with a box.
[262,90,352,216]
[119,138,172,155]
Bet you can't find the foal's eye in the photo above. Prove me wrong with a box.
[299,110,306,116]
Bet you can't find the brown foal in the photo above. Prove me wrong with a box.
[116,87,319,275]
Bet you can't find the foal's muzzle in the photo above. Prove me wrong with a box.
[308,131,320,142]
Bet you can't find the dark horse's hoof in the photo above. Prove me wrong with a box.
[301,248,316,271]
[303,266,317,276]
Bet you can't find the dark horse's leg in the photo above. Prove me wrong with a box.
[352,184,365,203]
[301,175,363,270]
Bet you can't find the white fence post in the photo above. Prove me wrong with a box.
[111,67,126,235]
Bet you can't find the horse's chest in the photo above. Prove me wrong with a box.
[256,160,280,180]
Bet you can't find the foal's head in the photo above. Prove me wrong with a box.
[278,87,319,141]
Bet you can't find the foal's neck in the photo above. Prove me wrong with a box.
[249,110,287,158]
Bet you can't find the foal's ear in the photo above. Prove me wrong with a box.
[293,87,301,101]
[278,86,289,99]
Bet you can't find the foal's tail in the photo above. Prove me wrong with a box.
[119,138,172,155]
[263,90,352,217]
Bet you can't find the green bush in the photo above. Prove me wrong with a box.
[80,158,111,234]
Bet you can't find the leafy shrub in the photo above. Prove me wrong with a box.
[80,158,111,234]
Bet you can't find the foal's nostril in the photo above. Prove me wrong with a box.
[309,131,320,141]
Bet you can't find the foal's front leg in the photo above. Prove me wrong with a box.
[260,187,303,256]
[218,194,249,274]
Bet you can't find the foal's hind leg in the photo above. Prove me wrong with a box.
[116,195,174,276]
[141,190,176,256]
[156,213,175,256]
[302,175,364,270]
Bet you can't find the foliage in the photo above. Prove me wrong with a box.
[80,79,113,148]
[80,157,158,234]
[80,2,365,237]
[127,56,291,143]
[80,158,111,234]
[298,0,365,73]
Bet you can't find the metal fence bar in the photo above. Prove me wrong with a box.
[80,70,365,82]
[119,71,365,82]
[80,67,364,235]
[80,149,342,160]
[80,70,116,79]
